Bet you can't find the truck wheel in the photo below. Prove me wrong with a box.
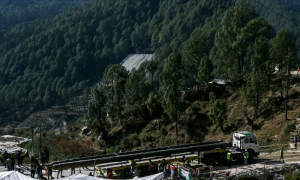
[207,156,216,165]
[219,155,227,165]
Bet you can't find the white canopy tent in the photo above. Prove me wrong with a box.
[57,172,165,180]
[0,171,34,180]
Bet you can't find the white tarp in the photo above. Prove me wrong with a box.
[120,54,154,72]
[57,172,165,180]
[0,171,34,180]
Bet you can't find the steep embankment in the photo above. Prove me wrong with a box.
[196,86,300,145]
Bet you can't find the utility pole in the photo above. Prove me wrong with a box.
[39,124,42,156]
[285,61,289,121]
[30,125,36,157]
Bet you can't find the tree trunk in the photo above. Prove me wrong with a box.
[151,73,154,91]
[256,89,259,118]
[175,123,178,145]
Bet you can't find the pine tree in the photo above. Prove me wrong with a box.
[215,0,258,83]
[209,99,227,132]
[270,30,297,101]
[241,36,271,118]
[162,50,183,143]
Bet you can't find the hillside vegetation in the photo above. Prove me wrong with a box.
[0,0,232,125]
[0,0,90,32]
[2,0,300,150]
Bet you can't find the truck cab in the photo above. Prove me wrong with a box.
[232,131,260,157]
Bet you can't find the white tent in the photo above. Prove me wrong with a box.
[0,171,34,180]
[57,172,165,180]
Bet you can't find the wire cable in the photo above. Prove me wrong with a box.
[249,0,298,26]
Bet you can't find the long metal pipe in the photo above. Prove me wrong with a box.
[47,140,223,166]
[47,141,231,170]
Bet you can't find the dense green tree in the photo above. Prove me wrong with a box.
[125,68,147,106]
[215,0,258,83]
[145,92,161,116]
[146,61,158,91]
[88,86,107,134]
[195,56,213,92]
[162,50,184,141]
[241,37,271,117]
[102,64,129,121]
[209,99,227,132]
[270,30,297,101]
[182,34,209,87]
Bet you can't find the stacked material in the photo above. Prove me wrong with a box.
[57,172,165,180]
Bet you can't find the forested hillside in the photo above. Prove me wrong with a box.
[0,0,233,124]
[0,0,90,32]
[86,0,298,149]
[1,0,300,128]
[255,0,300,57]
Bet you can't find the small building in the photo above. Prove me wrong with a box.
[208,79,232,86]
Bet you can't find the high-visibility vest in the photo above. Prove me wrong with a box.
[244,152,249,159]
[227,152,232,160]
[280,149,283,155]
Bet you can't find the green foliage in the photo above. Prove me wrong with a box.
[24,131,96,162]
[0,0,89,32]
[183,34,210,84]
[125,68,147,106]
[146,61,158,91]
[196,56,213,88]
[241,34,272,117]
[88,87,107,134]
[215,0,258,81]
[145,92,161,116]
[209,99,227,132]
[270,30,297,99]
[102,64,129,120]
[162,50,184,138]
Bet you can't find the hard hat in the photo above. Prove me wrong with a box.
[282,147,284,149]
[245,149,248,151]
[229,149,231,152]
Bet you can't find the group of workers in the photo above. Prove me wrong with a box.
[1,147,50,180]
[1,150,25,171]
[227,147,285,168]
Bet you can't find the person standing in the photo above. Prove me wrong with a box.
[227,150,233,168]
[11,155,16,171]
[158,160,163,173]
[30,160,36,178]
[3,151,8,168]
[107,169,114,179]
[181,156,187,163]
[148,162,155,175]
[279,147,285,163]
[36,164,43,179]
[16,151,22,166]
[44,147,50,163]
[130,165,135,178]
[5,157,12,171]
[162,159,167,174]
[243,149,249,166]
[134,167,140,178]
[41,153,46,166]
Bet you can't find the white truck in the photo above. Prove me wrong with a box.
[200,131,260,165]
